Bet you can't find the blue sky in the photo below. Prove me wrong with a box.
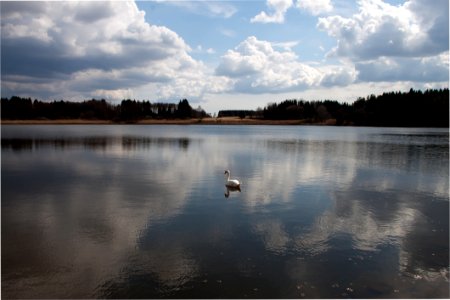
[1,0,448,113]
[141,1,322,58]
[139,0,347,63]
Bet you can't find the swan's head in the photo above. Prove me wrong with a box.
[224,170,230,175]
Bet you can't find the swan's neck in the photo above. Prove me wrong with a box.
[226,172,230,181]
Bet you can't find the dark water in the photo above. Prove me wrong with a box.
[2,125,449,298]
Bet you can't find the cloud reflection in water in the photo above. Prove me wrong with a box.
[1,125,448,298]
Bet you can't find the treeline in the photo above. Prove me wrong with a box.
[0,98,209,121]
[217,110,258,118]
[1,88,448,127]
[262,88,449,127]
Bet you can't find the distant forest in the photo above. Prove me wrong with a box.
[260,88,449,127]
[0,98,208,122]
[1,88,449,127]
[221,88,449,127]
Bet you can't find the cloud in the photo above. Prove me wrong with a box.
[2,1,189,70]
[195,45,216,54]
[204,1,237,18]
[319,65,358,87]
[220,28,236,38]
[272,40,300,50]
[317,0,449,84]
[317,0,449,59]
[216,36,321,92]
[215,36,356,93]
[252,0,332,23]
[251,0,293,24]
[0,1,228,101]
[158,1,237,19]
[296,0,333,16]
[356,52,449,82]
[2,0,447,106]
[247,0,448,89]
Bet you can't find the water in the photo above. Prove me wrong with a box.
[2,125,449,298]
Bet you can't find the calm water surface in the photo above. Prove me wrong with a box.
[2,125,449,298]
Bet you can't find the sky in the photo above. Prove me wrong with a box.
[1,0,449,114]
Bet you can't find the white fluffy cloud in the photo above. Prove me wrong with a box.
[318,0,448,59]
[252,0,333,23]
[2,1,189,71]
[0,1,228,101]
[251,0,293,24]
[356,52,449,82]
[296,0,333,16]
[216,36,356,93]
[1,0,447,109]
[317,0,448,83]
[231,0,447,95]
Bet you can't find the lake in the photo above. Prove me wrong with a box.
[1,125,449,298]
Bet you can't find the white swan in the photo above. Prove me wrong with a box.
[224,170,240,188]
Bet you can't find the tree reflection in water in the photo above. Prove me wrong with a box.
[1,125,448,298]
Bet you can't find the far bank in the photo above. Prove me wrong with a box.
[1,117,337,126]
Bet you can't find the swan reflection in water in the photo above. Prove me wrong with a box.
[224,170,241,198]
[224,185,241,198]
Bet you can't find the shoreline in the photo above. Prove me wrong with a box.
[1,117,336,126]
